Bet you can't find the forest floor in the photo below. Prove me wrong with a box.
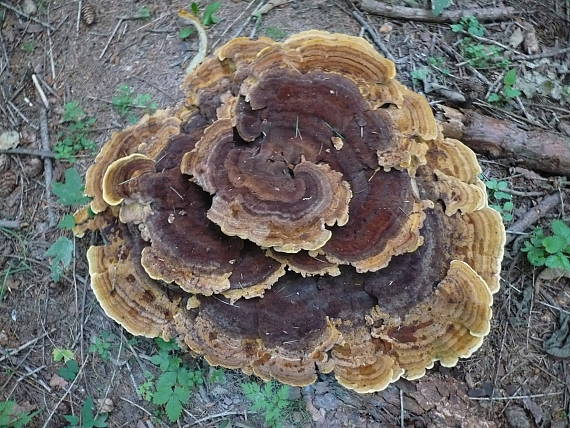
[1,0,570,427]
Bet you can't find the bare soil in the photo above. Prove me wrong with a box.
[1,0,569,427]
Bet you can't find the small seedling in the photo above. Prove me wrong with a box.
[89,332,114,361]
[0,401,39,428]
[53,348,75,363]
[112,85,158,124]
[488,69,522,103]
[45,236,74,281]
[54,101,96,162]
[431,0,452,16]
[242,381,293,428]
[410,67,430,83]
[522,220,570,271]
[264,27,287,40]
[136,6,151,20]
[485,179,514,222]
[20,40,35,53]
[138,338,205,422]
[208,367,226,384]
[451,16,486,37]
[179,2,221,39]
[52,167,91,206]
[459,39,510,69]
[64,396,108,428]
[58,359,80,381]
[427,56,452,76]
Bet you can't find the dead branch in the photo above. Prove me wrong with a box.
[39,108,56,227]
[0,148,56,158]
[440,107,570,177]
[506,193,562,245]
[360,0,515,23]
[0,220,21,229]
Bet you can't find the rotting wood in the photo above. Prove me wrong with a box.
[360,0,515,23]
[439,107,570,177]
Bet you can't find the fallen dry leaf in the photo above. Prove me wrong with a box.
[522,23,539,54]
[509,28,524,48]
[49,373,69,389]
[96,397,114,413]
[379,22,393,33]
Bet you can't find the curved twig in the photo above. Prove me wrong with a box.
[178,10,208,76]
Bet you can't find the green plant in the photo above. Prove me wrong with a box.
[264,27,287,40]
[58,214,76,230]
[522,220,570,270]
[179,2,221,39]
[459,39,510,69]
[431,0,452,16]
[58,359,80,381]
[488,69,522,103]
[54,101,97,162]
[137,338,205,422]
[64,397,108,428]
[427,56,452,76]
[112,85,158,124]
[451,16,485,37]
[485,179,514,222]
[242,381,293,428]
[53,348,75,363]
[136,6,151,19]
[88,332,114,361]
[0,401,39,428]
[45,236,74,281]
[52,167,91,206]
[20,40,35,53]
[410,67,429,83]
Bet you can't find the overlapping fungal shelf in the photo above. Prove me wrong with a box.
[77,31,505,393]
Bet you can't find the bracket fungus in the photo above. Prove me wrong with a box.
[79,30,505,393]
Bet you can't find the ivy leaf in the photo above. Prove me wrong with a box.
[52,168,90,206]
[179,26,194,39]
[431,0,452,16]
[58,359,79,381]
[202,2,221,26]
[52,348,75,363]
[543,235,567,254]
[58,214,76,230]
[45,236,74,281]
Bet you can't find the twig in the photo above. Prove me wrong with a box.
[399,388,405,428]
[41,357,90,428]
[0,328,56,362]
[211,0,260,50]
[514,46,570,61]
[360,0,515,23]
[99,18,124,60]
[178,10,208,75]
[39,107,56,227]
[0,148,56,158]
[32,74,49,109]
[0,220,21,229]
[76,0,82,34]
[502,188,546,197]
[350,9,395,61]
[470,391,563,401]
[0,1,55,30]
[506,192,562,245]
[186,411,256,427]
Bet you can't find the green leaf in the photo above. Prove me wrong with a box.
[545,253,570,270]
[136,6,151,19]
[156,370,177,389]
[179,26,194,39]
[63,101,86,122]
[493,191,512,201]
[152,385,172,406]
[52,168,90,206]
[543,235,567,254]
[45,237,74,281]
[58,215,76,230]
[450,23,463,32]
[503,86,521,99]
[58,360,79,381]
[431,0,452,16]
[165,397,183,422]
[487,93,501,103]
[52,348,74,363]
[173,385,191,403]
[190,2,200,15]
[503,201,514,211]
[202,2,221,26]
[526,248,546,267]
[503,69,517,86]
[411,68,429,82]
[551,220,570,241]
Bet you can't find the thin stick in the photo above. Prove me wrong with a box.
[399,388,404,428]
[32,74,49,109]
[0,220,21,229]
[351,9,395,61]
[0,148,56,158]
[360,0,515,23]
[41,357,90,428]
[506,193,561,244]
[515,46,570,61]
[0,329,56,362]
[187,411,255,426]
[39,107,56,227]
[99,18,124,60]
[470,391,563,401]
[0,1,55,30]
[76,0,82,34]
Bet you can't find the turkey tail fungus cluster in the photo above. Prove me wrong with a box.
[77,31,505,393]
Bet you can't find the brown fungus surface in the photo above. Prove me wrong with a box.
[80,31,505,393]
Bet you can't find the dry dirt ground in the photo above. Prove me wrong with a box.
[1,0,570,427]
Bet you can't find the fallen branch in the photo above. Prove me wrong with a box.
[351,9,395,61]
[0,148,56,158]
[440,107,570,177]
[506,193,561,245]
[0,220,21,229]
[360,0,515,23]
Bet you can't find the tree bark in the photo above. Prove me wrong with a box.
[360,0,515,23]
[439,107,570,177]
